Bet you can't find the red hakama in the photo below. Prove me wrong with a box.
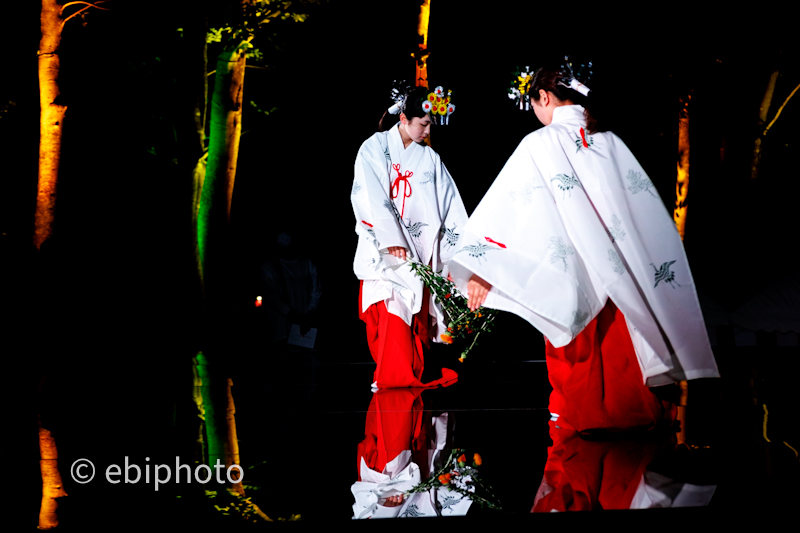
[359,281,458,389]
[545,300,675,433]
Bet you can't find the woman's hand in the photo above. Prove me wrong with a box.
[386,246,407,260]
[382,494,404,507]
[467,274,492,311]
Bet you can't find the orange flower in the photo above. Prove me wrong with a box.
[445,293,451,299]
[458,357,464,363]
[440,334,453,344]
[438,473,451,485]
[473,453,482,466]
[447,327,453,332]
[458,454,466,463]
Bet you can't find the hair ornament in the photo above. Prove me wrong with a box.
[508,65,535,111]
[558,56,593,96]
[424,86,455,125]
[388,80,413,114]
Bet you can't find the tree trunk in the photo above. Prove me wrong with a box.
[226,378,244,495]
[38,377,67,530]
[198,44,246,286]
[195,352,226,475]
[674,93,691,241]
[414,0,430,89]
[195,44,247,486]
[750,69,779,180]
[34,0,67,250]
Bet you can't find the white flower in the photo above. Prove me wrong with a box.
[447,103,455,115]
[434,86,444,96]
[422,100,433,113]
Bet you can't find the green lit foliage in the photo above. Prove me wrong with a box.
[206,1,318,52]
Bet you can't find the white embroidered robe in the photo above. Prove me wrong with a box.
[351,123,468,341]
[448,105,719,386]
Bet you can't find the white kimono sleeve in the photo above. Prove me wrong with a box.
[448,139,603,347]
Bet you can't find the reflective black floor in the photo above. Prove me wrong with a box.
[45,343,800,529]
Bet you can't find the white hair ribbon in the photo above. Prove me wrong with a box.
[568,78,590,96]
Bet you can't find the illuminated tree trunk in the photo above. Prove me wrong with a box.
[38,379,67,530]
[198,43,246,287]
[674,93,691,241]
[225,378,244,494]
[196,41,247,491]
[751,70,779,180]
[34,0,67,250]
[195,352,225,477]
[413,0,430,89]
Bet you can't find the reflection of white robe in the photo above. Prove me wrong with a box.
[449,105,719,386]
[351,123,468,340]
[351,414,472,519]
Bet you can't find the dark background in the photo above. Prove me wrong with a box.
[3,1,799,527]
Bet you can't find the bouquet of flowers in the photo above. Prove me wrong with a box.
[405,448,501,511]
[508,65,534,111]
[408,261,498,362]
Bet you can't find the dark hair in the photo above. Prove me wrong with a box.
[530,66,601,134]
[378,87,431,132]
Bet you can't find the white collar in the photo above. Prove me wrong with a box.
[551,105,586,127]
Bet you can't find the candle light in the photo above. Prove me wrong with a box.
[255,296,262,308]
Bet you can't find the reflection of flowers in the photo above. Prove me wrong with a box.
[406,448,501,510]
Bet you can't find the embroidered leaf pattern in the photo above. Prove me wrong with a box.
[573,131,595,152]
[440,495,461,514]
[405,219,429,239]
[351,181,362,195]
[572,309,589,333]
[388,280,410,301]
[608,249,625,274]
[383,199,402,221]
[456,241,500,264]
[626,169,657,197]
[607,214,626,242]
[420,170,436,185]
[548,236,574,272]
[510,180,545,205]
[399,503,423,518]
[383,146,391,162]
[550,173,582,199]
[651,261,680,288]
[441,223,460,249]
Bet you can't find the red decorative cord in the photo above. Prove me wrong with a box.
[390,163,413,218]
[579,127,588,148]
[485,237,507,248]
[361,220,373,227]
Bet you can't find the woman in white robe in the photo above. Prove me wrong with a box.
[351,87,468,389]
[448,65,719,432]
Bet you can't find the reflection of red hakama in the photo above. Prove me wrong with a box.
[356,388,429,480]
[532,421,667,512]
[546,300,675,433]
[359,281,458,389]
